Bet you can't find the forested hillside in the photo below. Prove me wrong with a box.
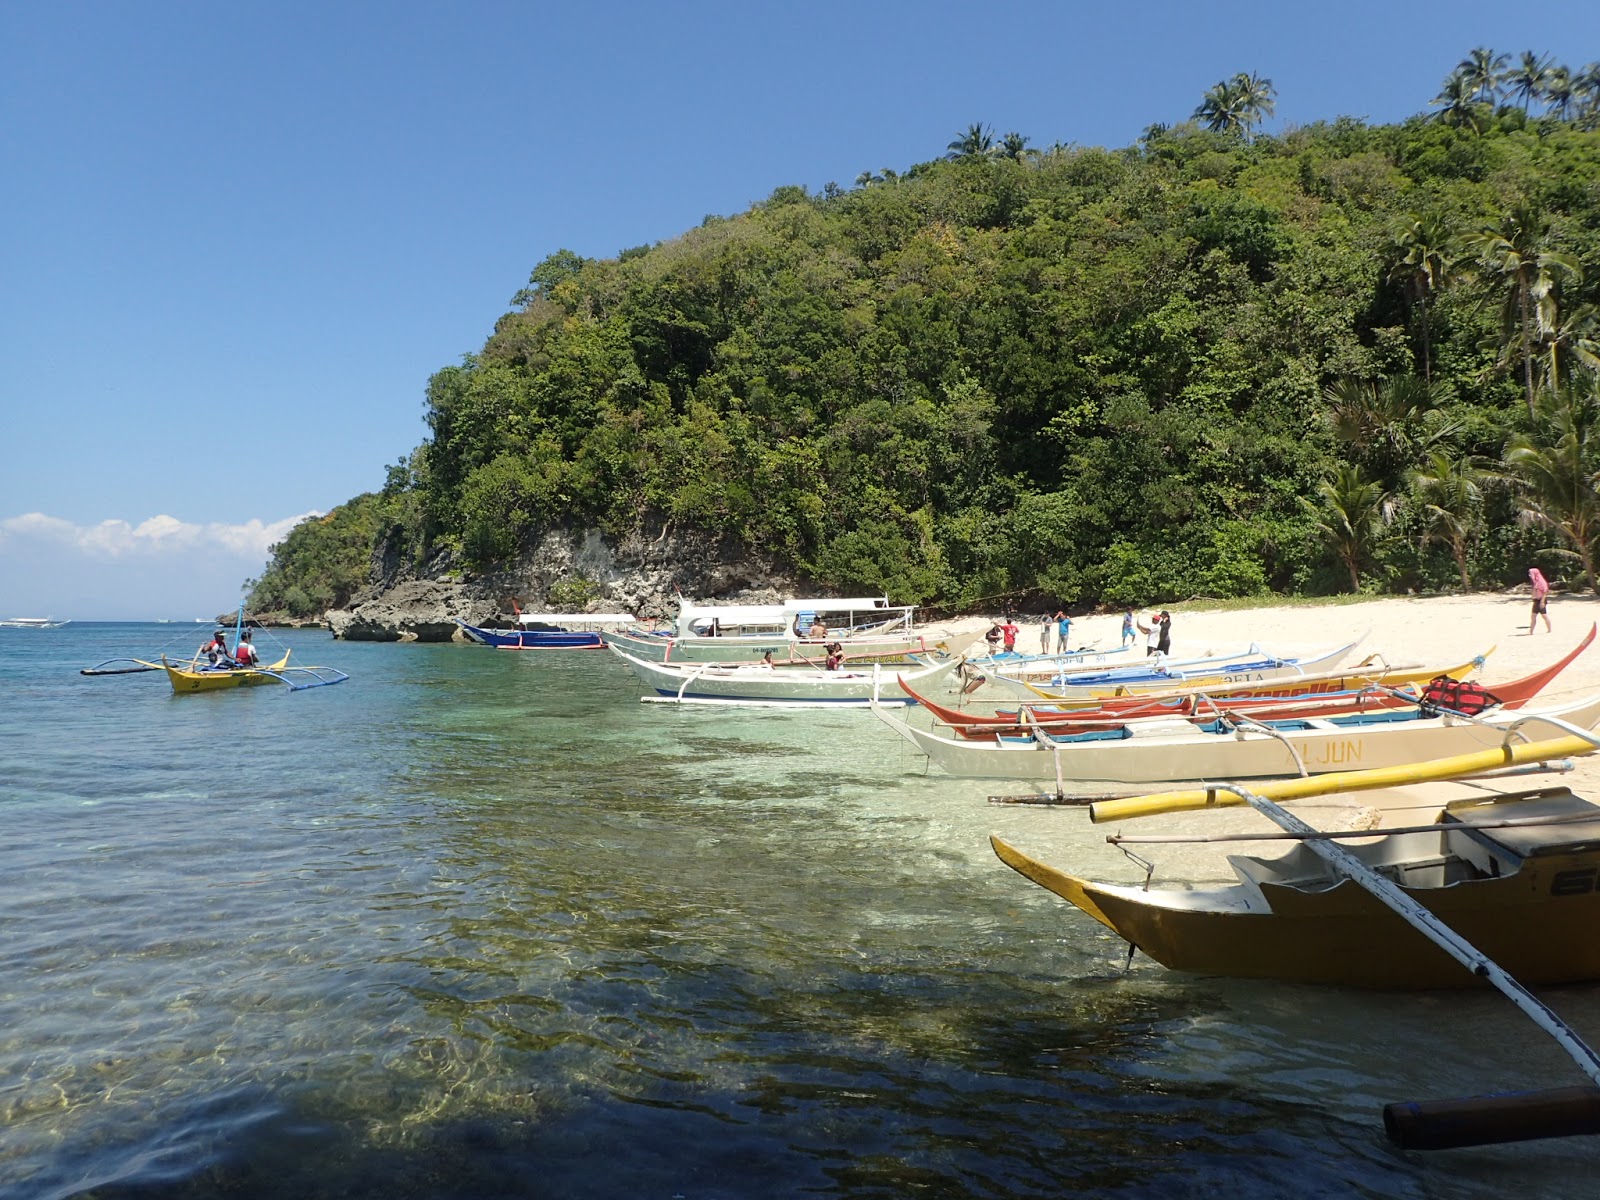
[249,51,1600,618]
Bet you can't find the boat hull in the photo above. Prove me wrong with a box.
[457,621,605,649]
[879,693,1600,783]
[991,815,1600,989]
[612,645,963,705]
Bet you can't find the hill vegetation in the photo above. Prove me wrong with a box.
[248,49,1600,619]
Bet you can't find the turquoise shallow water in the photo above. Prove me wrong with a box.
[3,623,1599,1198]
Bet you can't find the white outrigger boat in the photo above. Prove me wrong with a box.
[604,596,974,664]
[609,644,964,706]
[0,616,69,629]
[872,690,1600,784]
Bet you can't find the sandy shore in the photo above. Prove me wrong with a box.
[951,593,1600,883]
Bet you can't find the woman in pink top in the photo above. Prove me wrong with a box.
[1529,567,1552,634]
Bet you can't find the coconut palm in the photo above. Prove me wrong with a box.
[1539,303,1600,393]
[1504,383,1600,593]
[996,131,1032,162]
[1406,451,1489,589]
[1194,78,1244,135]
[1388,214,1464,381]
[1575,62,1600,129]
[1507,51,1555,112]
[946,123,994,160]
[1469,208,1584,412]
[1458,47,1508,104]
[1430,68,1489,132]
[1302,464,1393,592]
[1543,64,1576,120]
[1194,72,1276,141]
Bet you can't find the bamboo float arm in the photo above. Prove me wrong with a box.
[1088,729,1600,825]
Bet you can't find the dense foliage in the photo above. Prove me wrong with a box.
[252,49,1600,617]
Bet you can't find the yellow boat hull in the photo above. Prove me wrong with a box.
[162,653,290,694]
[992,831,1600,989]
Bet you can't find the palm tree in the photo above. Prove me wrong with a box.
[1193,73,1276,140]
[1506,51,1555,112]
[1504,382,1600,592]
[946,123,994,160]
[1539,303,1600,393]
[1430,68,1489,132]
[1194,77,1244,135]
[1543,64,1576,120]
[1459,47,1509,105]
[996,131,1032,162]
[1469,208,1584,412]
[1233,72,1277,137]
[1322,375,1459,488]
[1388,214,1463,381]
[1575,62,1600,129]
[1302,464,1392,592]
[1406,452,1488,589]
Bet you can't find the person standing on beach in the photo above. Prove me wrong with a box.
[1000,618,1019,654]
[1529,568,1552,634]
[1054,610,1070,654]
[1120,609,1135,648]
[1157,610,1172,655]
[1136,613,1163,657]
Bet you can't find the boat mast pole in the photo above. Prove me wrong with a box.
[234,602,245,659]
[1213,779,1600,1088]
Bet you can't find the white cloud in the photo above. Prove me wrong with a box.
[0,510,323,619]
[0,510,317,559]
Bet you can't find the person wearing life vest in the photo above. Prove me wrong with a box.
[199,629,230,666]
[235,629,260,667]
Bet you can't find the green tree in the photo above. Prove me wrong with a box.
[1387,213,1463,381]
[1458,47,1509,104]
[1507,51,1555,112]
[1322,375,1459,489]
[1540,303,1600,393]
[1302,464,1393,592]
[946,123,994,159]
[1430,68,1490,132]
[1193,73,1275,140]
[1406,451,1488,589]
[1504,383,1600,593]
[1469,208,1584,412]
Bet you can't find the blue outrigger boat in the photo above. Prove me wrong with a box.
[455,612,637,650]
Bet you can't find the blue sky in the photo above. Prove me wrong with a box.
[2,1,1596,619]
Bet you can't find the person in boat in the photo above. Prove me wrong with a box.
[199,629,231,666]
[1529,567,1552,635]
[808,618,828,640]
[824,641,844,671]
[758,649,776,670]
[235,629,260,667]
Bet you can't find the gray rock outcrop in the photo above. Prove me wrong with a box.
[323,523,801,641]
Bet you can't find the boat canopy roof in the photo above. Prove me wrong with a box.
[517,613,636,625]
[677,597,907,622]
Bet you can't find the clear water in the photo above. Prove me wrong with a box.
[3,623,1598,1198]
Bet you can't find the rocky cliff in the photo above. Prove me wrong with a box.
[322,524,802,641]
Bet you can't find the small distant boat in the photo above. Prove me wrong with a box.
[455,612,637,650]
[0,617,69,629]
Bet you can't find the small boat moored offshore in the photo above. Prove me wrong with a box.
[82,608,349,695]
[455,612,637,650]
[0,616,70,628]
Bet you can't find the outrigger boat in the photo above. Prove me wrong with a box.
[872,689,1600,784]
[0,616,70,628]
[976,639,1368,702]
[905,628,1592,740]
[609,643,963,706]
[993,731,1600,1151]
[82,608,349,695]
[455,611,637,650]
[604,596,974,664]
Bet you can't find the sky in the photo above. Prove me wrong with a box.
[3,1,1597,619]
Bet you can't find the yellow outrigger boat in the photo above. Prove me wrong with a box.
[83,610,348,695]
[991,734,1600,989]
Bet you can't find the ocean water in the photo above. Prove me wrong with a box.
[3,622,1599,1199]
